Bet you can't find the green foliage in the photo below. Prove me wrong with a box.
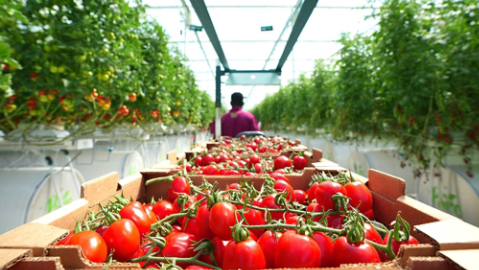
[252,0,479,168]
[0,0,215,136]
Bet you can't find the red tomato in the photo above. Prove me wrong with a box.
[363,209,375,220]
[306,182,319,202]
[209,202,237,240]
[102,219,140,262]
[380,233,420,261]
[202,154,213,166]
[326,214,345,229]
[315,181,347,211]
[143,204,154,211]
[227,183,241,190]
[293,155,307,170]
[182,217,199,236]
[201,237,230,267]
[344,181,373,212]
[170,176,191,201]
[203,165,219,175]
[312,232,334,267]
[275,230,321,268]
[262,194,284,221]
[160,233,199,268]
[152,200,174,220]
[249,154,260,165]
[195,156,203,167]
[241,208,265,239]
[331,236,380,266]
[364,222,383,245]
[285,215,304,225]
[95,225,108,236]
[119,202,152,236]
[195,205,216,239]
[223,238,266,270]
[68,231,108,263]
[306,202,322,222]
[56,230,73,245]
[254,163,263,173]
[274,156,292,170]
[145,207,158,224]
[196,189,211,206]
[214,155,221,164]
[185,265,208,269]
[173,195,195,214]
[258,146,268,153]
[171,224,182,233]
[273,180,294,200]
[293,189,306,204]
[131,248,146,267]
[269,172,290,183]
[140,238,160,256]
[257,230,282,268]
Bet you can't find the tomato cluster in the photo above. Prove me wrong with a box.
[59,169,419,269]
[179,136,308,176]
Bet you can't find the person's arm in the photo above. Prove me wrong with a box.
[251,116,259,131]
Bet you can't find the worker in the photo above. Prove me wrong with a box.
[210,92,259,138]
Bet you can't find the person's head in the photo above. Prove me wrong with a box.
[231,92,244,107]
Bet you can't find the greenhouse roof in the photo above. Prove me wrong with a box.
[145,0,381,110]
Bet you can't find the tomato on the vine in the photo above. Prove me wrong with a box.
[274,230,321,268]
[68,231,108,263]
[160,233,199,268]
[274,155,292,170]
[344,181,372,212]
[293,155,307,170]
[153,200,174,220]
[102,219,140,262]
[331,236,380,266]
[312,232,334,267]
[223,238,266,270]
[257,230,282,268]
[201,237,230,267]
[379,233,420,261]
[209,202,237,240]
[119,202,152,236]
[315,181,347,211]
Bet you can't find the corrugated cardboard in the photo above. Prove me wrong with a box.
[0,248,65,270]
[0,224,68,256]
[81,172,119,206]
[438,249,479,270]
[415,219,479,250]
[0,249,31,270]
[3,166,478,270]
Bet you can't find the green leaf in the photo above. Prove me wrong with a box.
[6,58,21,70]
[62,78,70,87]
[0,74,12,90]
[12,10,29,24]
[0,42,9,59]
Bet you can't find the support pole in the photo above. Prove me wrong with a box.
[215,65,222,139]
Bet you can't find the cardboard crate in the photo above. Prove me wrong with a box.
[1,169,479,269]
[0,248,64,270]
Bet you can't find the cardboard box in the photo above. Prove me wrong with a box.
[0,248,65,270]
[4,168,479,270]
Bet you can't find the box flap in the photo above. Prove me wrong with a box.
[8,257,65,270]
[30,199,89,230]
[312,161,341,168]
[406,257,457,270]
[150,161,178,169]
[167,150,177,164]
[118,173,144,202]
[368,169,405,202]
[0,249,31,270]
[439,249,479,270]
[312,148,323,161]
[415,219,479,250]
[0,223,68,256]
[81,172,119,205]
[396,243,437,268]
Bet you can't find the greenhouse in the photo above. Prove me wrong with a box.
[0,0,478,269]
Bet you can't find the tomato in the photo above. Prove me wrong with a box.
[56,230,73,245]
[195,205,216,239]
[160,233,199,268]
[227,183,241,190]
[306,202,322,222]
[364,222,383,245]
[258,146,268,153]
[223,238,266,270]
[152,200,174,220]
[275,230,321,268]
[257,230,282,268]
[262,194,284,221]
[285,215,304,225]
[174,195,195,225]
[254,163,263,173]
[119,202,152,236]
[202,154,213,166]
[203,165,219,175]
[172,225,182,233]
[209,202,237,240]
[249,154,260,165]
[269,172,290,183]
[273,180,294,200]
[195,156,203,167]
[131,248,146,267]
[143,204,154,211]
[331,236,380,266]
[306,182,319,202]
[380,233,420,261]
[241,208,265,239]
[315,181,347,211]
[196,189,211,206]
[293,189,306,204]
[293,155,307,170]
[363,209,375,220]
[312,232,334,267]
[102,219,140,262]
[144,207,158,224]
[95,225,109,236]
[185,265,208,269]
[68,231,108,263]
[344,181,373,212]
[170,176,191,201]
[140,238,160,255]
[274,156,292,170]
[326,214,345,229]
[201,237,230,267]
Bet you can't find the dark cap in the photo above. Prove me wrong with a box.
[231,92,244,106]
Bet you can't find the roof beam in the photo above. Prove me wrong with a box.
[276,0,319,72]
[189,0,229,71]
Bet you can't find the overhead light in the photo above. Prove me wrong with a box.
[261,26,273,31]
[189,25,203,31]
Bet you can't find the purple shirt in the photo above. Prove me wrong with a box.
[210,107,259,137]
